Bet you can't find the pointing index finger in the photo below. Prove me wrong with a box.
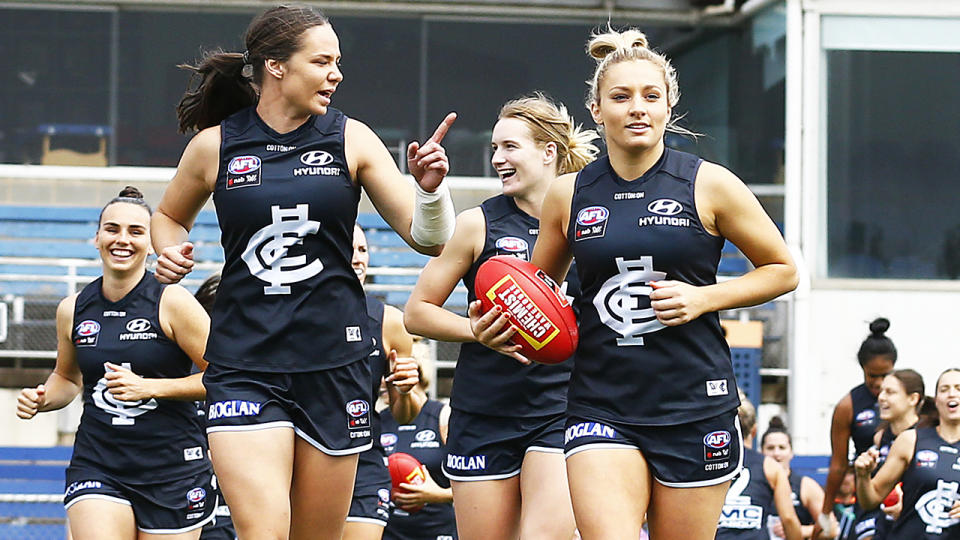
[429,112,457,144]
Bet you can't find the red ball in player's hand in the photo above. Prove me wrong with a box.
[473,256,578,364]
[883,483,901,507]
[389,452,426,513]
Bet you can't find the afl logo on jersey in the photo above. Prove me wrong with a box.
[346,399,371,431]
[495,237,529,260]
[228,155,261,174]
[227,155,262,190]
[647,199,683,216]
[917,450,939,468]
[577,206,609,226]
[75,320,100,347]
[575,206,609,241]
[300,150,334,166]
[347,399,369,417]
[855,409,877,426]
[381,432,399,452]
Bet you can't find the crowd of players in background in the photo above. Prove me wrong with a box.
[12,3,960,540]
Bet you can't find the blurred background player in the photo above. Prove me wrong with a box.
[854,368,960,539]
[715,391,802,540]
[761,417,829,539]
[380,360,458,540]
[405,93,597,540]
[502,26,797,540]
[345,224,420,540]
[16,187,216,540]
[150,5,456,538]
[815,319,898,539]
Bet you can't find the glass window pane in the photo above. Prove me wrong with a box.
[826,50,960,279]
[0,8,111,165]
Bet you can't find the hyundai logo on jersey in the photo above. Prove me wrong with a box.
[300,150,334,166]
[647,199,683,216]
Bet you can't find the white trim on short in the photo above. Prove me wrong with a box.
[138,499,219,535]
[525,445,564,454]
[563,442,639,459]
[64,493,131,510]
[655,414,745,489]
[206,420,294,434]
[294,427,373,456]
[345,516,387,527]
[443,467,521,482]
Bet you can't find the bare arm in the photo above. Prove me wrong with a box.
[381,305,421,424]
[650,163,798,326]
[530,173,575,284]
[822,395,853,514]
[767,457,803,540]
[152,127,220,283]
[347,116,455,256]
[856,430,915,510]
[17,295,83,418]
[103,285,210,401]
[438,403,451,444]
[403,208,484,342]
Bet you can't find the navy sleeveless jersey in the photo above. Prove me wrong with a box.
[453,194,581,416]
[786,472,814,525]
[567,150,737,425]
[207,106,371,372]
[716,448,775,539]
[381,400,457,539]
[889,428,960,539]
[850,384,880,458]
[354,296,391,496]
[69,273,208,483]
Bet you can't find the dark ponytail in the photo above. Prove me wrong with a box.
[856,317,897,367]
[760,416,792,449]
[99,186,151,225]
[176,4,329,133]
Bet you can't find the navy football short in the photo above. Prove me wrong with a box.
[346,491,392,527]
[64,465,217,534]
[442,410,564,482]
[848,507,882,540]
[203,359,373,455]
[563,409,743,487]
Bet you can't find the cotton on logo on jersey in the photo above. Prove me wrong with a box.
[208,400,262,420]
[119,318,158,341]
[294,150,341,177]
[446,454,486,471]
[575,206,609,241]
[564,422,617,444]
[226,155,262,190]
[593,256,666,346]
[241,204,323,295]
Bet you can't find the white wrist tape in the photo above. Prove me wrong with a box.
[411,182,455,246]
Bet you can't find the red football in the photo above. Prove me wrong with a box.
[474,255,578,364]
[388,452,426,512]
[882,482,902,507]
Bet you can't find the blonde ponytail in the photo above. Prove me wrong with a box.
[499,93,598,175]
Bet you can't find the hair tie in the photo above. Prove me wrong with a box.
[242,50,251,65]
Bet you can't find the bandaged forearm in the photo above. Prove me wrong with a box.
[411,182,455,246]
